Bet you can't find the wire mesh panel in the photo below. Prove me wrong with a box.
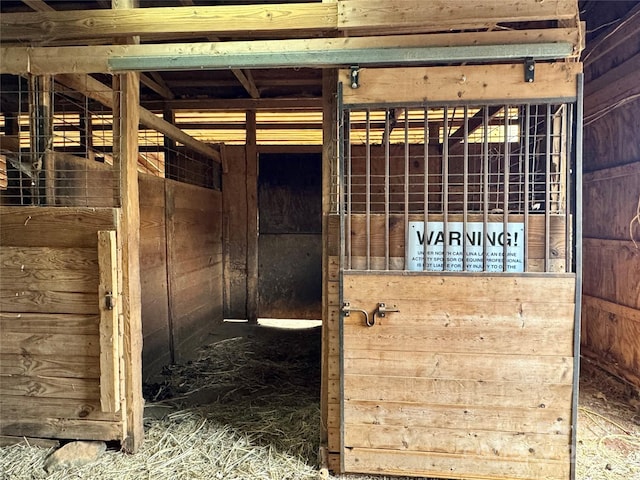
[0,74,121,207]
[337,102,575,273]
[0,74,221,207]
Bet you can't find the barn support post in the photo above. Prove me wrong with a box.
[113,0,144,453]
[246,109,258,323]
[28,74,53,205]
[320,68,338,464]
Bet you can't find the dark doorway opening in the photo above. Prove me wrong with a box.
[257,152,322,320]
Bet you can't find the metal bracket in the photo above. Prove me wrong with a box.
[374,302,399,319]
[524,57,535,83]
[105,292,114,311]
[349,65,360,89]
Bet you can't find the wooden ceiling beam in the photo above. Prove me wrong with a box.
[54,74,220,162]
[231,69,260,99]
[140,73,175,100]
[0,29,581,75]
[1,0,578,43]
[21,0,54,12]
[147,97,322,111]
[448,106,502,156]
[1,3,337,42]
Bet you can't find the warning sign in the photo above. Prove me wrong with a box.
[406,221,525,272]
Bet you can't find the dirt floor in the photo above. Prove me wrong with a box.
[1,321,639,480]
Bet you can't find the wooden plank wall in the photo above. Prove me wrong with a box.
[222,145,248,319]
[0,206,124,441]
[139,174,224,373]
[138,174,171,380]
[582,4,640,386]
[166,179,223,363]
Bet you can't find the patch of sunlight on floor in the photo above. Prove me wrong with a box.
[257,318,322,329]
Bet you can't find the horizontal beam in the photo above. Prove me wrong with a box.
[109,43,574,72]
[0,29,581,75]
[0,3,337,42]
[340,63,583,105]
[0,0,578,44]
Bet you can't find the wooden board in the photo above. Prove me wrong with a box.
[0,207,117,248]
[340,63,582,105]
[98,230,120,413]
[340,273,576,480]
[165,180,224,363]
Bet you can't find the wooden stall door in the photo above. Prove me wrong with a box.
[340,273,575,480]
[0,207,126,442]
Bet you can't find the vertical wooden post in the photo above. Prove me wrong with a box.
[163,107,176,178]
[28,75,54,205]
[113,0,143,453]
[320,69,338,458]
[246,110,258,323]
[118,70,144,453]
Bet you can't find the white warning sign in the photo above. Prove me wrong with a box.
[407,221,525,272]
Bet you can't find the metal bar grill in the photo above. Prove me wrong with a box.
[336,100,576,274]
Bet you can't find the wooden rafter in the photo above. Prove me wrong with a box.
[231,69,260,99]
[1,1,578,43]
[53,74,220,162]
[21,0,54,12]
[447,106,502,156]
[140,73,175,100]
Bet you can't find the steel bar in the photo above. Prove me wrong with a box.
[483,106,489,271]
[442,106,449,271]
[503,105,510,271]
[346,110,352,270]
[524,104,531,272]
[404,108,410,271]
[545,105,552,272]
[365,109,371,270]
[109,43,575,71]
[423,108,429,271]
[463,106,469,271]
[384,108,390,270]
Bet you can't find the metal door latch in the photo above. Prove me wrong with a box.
[342,301,370,326]
[373,302,399,324]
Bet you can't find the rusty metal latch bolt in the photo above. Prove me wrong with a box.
[373,302,399,325]
[105,292,114,311]
[342,301,370,326]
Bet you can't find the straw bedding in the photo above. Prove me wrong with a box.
[1,326,639,480]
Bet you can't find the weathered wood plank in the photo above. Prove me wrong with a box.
[0,207,116,248]
[0,268,98,293]
[0,246,98,270]
[0,312,99,334]
[341,320,573,356]
[0,353,100,378]
[343,351,573,384]
[98,230,120,413]
[0,333,99,357]
[0,417,123,442]
[340,401,571,435]
[339,0,577,32]
[0,3,337,42]
[340,63,582,104]
[0,375,99,400]
[344,424,569,460]
[343,274,575,303]
[0,395,119,422]
[0,290,99,314]
[343,448,570,480]
[343,375,573,409]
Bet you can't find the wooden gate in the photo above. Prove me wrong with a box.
[332,64,582,480]
[0,207,127,442]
